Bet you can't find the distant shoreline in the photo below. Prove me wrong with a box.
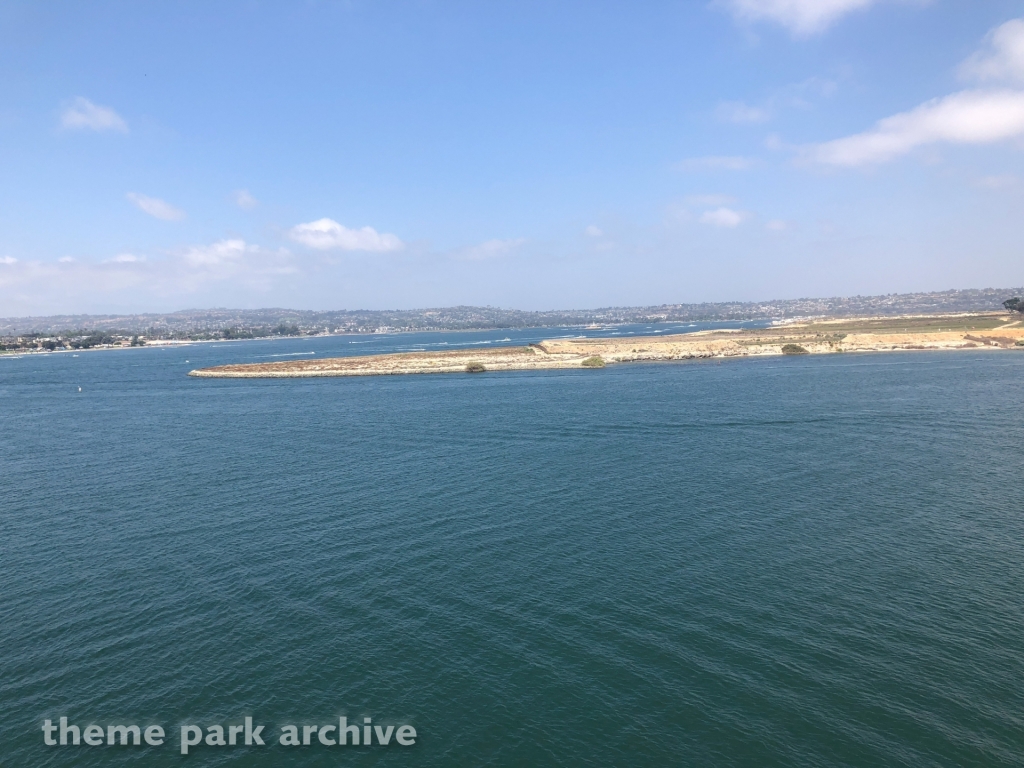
[4,288,1021,339]
[0,318,767,358]
[0,325,529,357]
[189,313,1024,378]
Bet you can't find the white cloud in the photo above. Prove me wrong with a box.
[127,192,186,221]
[60,97,128,133]
[177,240,298,287]
[288,218,403,252]
[959,19,1024,84]
[58,256,75,263]
[700,207,745,227]
[805,22,1024,167]
[681,155,755,171]
[766,219,789,231]
[806,89,1024,166]
[233,189,259,209]
[455,238,526,261]
[107,253,144,263]
[183,239,250,266]
[719,0,881,36]
[585,225,604,237]
[0,256,17,265]
[716,101,771,123]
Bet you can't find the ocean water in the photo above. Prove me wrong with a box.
[3,328,1024,766]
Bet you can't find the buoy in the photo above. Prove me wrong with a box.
[78,387,82,392]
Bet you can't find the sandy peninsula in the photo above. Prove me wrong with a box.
[188,313,1024,378]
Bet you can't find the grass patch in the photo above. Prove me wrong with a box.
[465,362,486,373]
[795,315,1008,335]
[581,356,606,368]
[781,344,809,355]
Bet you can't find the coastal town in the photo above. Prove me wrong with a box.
[3,289,1022,355]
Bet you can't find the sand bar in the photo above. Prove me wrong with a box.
[189,314,1024,378]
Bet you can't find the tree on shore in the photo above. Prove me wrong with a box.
[70,332,114,349]
[1004,298,1023,314]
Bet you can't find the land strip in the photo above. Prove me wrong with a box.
[189,313,1024,378]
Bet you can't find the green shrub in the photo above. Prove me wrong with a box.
[465,362,486,373]
[581,356,606,368]
[781,344,809,355]
[1016,340,1024,347]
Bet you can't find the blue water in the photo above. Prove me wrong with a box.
[3,328,1024,766]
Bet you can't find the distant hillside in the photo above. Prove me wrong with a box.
[1,287,1021,337]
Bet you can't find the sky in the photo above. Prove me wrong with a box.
[1,0,1023,315]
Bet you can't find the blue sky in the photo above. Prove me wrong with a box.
[1,0,1023,315]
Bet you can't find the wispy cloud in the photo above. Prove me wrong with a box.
[700,207,745,227]
[1,256,17,265]
[714,78,839,133]
[127,192,186,221]
[974,174,1018,189]
[766,219,789,231]
[0,240,298,312]
[60,97,128,133]
[718,0,883,37]
[685,194,737,206]
[233,189,259,210]
[585,225,604,237]
[173,241,298,293]
[454,238,526,261]
[182,239,258,268]
[680,155,755,171]
[806,20,1024,166]
[288,218,403,252]
[716,101,771,124]
[959,18,1024,84]
[806,89,1024,166]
